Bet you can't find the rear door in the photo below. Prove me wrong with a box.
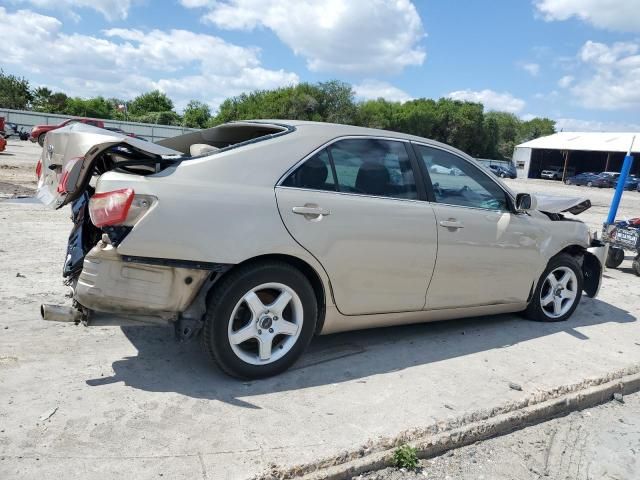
[276,137,438,315]
[413,143,543,310]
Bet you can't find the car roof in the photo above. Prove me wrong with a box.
[243,119,468,155]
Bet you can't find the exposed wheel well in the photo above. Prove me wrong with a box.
[208,254,327,334]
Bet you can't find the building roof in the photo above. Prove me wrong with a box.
[516,132,639,153]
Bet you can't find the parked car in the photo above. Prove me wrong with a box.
[0,134,6,153]
[488,164,516,178]
[30,118,105,147]
[621,175,640,191]
[541,168,563,180]
[564,172,602,186]
[37,121,605,379]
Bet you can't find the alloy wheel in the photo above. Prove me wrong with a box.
[227,282,303,365]
[539,266,578,319]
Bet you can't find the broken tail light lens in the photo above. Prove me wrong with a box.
[89,189,135,227]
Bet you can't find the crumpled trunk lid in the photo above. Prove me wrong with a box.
[36,123,181,209]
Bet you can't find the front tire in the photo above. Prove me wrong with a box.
[525,253,583,322]
[38,133,46,147]
[203,261,317,379]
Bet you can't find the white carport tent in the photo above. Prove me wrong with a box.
[514,132,640,180]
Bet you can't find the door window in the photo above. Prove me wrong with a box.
[328,139,417,199]
[281,149,337,191]
[415,144,508,211]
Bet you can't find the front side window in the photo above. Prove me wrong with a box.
[415,144,508,211]
[328,139,417,200]
[281,149,336,191]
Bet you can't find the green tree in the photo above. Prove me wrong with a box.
[0,70,32,109]
[128,90,174,116]
[183,100,211,128]
[63,96,115,118]
[519,117,555,142]
[32,87,69,113]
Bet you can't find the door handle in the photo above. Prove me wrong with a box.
[292,205,330,218]
[439,219,464,229]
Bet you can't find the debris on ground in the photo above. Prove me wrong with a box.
[39,407,58,422]
[613,392,624,404]
[508,382,523,391]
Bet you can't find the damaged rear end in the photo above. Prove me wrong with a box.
[37,123,201,331]
[37,121,290,338]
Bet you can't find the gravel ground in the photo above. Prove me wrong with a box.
[355,391,640,480]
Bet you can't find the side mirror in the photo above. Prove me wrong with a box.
[515,193,537,212]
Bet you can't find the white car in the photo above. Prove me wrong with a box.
[37,121,605,379]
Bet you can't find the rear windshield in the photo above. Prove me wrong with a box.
[157,122,291,157]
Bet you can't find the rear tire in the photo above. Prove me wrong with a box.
[587,181,593,187]
[525,253,583,322]
[202,261,317,379]
[632,255,640,277]
[605,247,625,269]
[37,133,46,147]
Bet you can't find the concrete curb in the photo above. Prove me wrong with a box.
[256,367,640,480]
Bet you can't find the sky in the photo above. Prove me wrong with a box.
[1,0,640,132]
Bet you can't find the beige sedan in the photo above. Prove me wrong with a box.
[38,121,605,378]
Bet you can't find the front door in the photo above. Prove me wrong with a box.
[413,143,542,310]
[276,138,438,315]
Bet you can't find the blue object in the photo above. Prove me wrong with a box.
[606,136,636,225]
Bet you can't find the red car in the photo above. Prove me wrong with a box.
[30,118,105,147]
[0,135,6,153]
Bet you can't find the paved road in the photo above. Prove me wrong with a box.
[356,392,640,480]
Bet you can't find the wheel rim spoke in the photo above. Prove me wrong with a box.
[269,290,292,317]
[541,291,554,306]
[229,325,256,345]
[277,319,299,336]
[243,291,266,318]
[258,337,272,360]
[558,271,571,287]
[553,297,563,315]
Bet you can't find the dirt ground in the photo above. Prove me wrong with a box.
[355,391,640,480]
[1,139,640,479]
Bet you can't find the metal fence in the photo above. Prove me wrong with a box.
[0,108,198,142]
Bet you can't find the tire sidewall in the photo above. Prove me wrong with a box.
[204,262,317,379]
[527,253,583,322]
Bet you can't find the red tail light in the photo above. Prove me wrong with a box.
[89,189,135,227]
[36,159,42,180]
[56,157,83,194]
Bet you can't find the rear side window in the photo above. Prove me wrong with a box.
[328,139,417,199]
[281,149,336,191]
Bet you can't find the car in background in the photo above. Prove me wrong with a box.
[0,134,6,153]
[541,168,563,180]
[621,174,640,191]
[429,164,464,175]
[30,118,105,147]
[488,164,516,179]
[564,172,601,186]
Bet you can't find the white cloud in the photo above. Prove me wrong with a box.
[0,7,298,110]
[568,40,640,110]
[446,89,526,113]
[555,117,640,132]
[15,0,133,21]
[519,62,540,76]
[557,75,574,88]
[181,0,426,74]
[353,80,412,102]
[534,0,640,32]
